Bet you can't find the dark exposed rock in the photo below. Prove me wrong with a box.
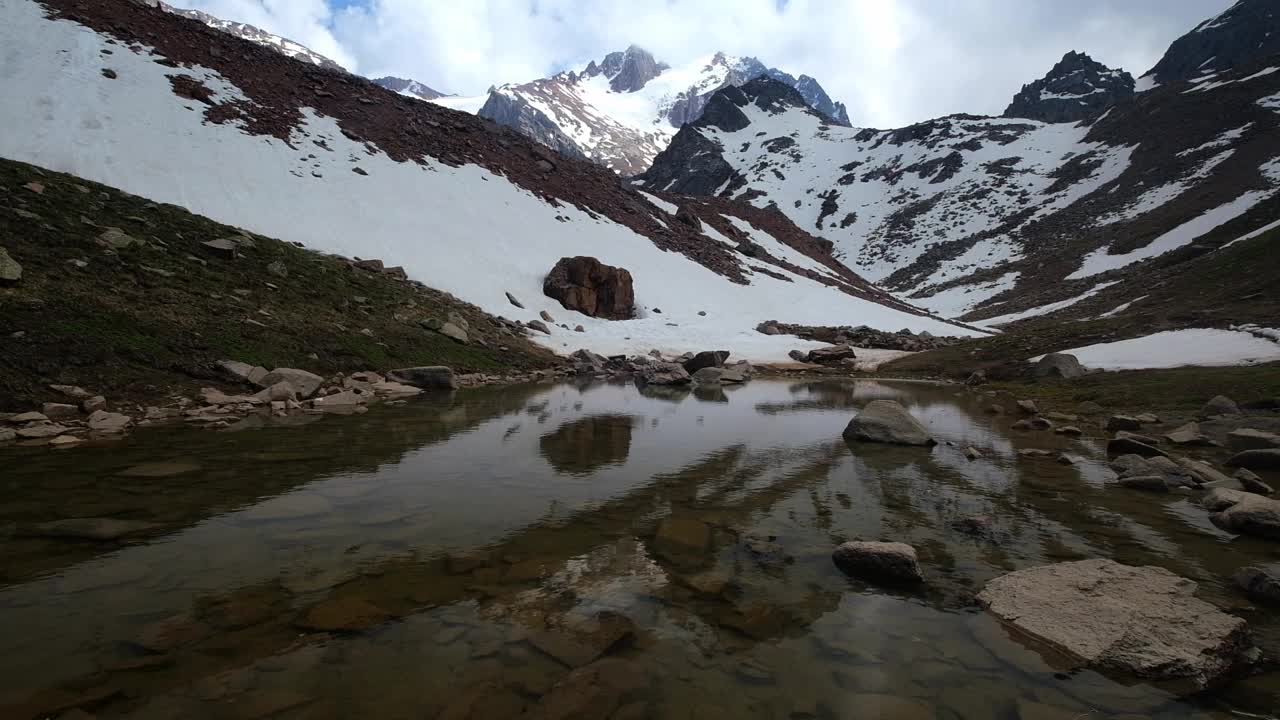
[832,541,924,584]
[543,256,635,320]
[1227,449,1280,471]
[1033,353,1084,379]
[1143,0,1280,85]
[682,350,729,373]
[1234,566,1280,604]
[387,366,457,390]
[1004,51,1134,124]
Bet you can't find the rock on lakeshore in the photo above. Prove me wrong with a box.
[259,368,324,398]
[387,366,457,390]
[976,559,1254,690]
[843,400,934,446]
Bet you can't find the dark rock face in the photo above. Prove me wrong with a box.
[1003,51,1134,123]
[371,76,446,101]
[478,92,587,162]
[682,350,729,374]
[543,256,635,320]
[1143,0,1280,85]
[589,45,666,93]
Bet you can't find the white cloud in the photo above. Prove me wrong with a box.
[175,0,1227,128]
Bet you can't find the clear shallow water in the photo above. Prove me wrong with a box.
[0,379,1277,719]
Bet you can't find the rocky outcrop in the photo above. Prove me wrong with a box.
[831,541,923,583]
[843,400,935,446]
[371,76,446,101]
[1003,51,1134,124]
[543,256,635,320]
[756,321,960,352]
[1142,0,1280,86]
[977,559,1254,690]
[1033,353,1084,379]
[0,247,21,285]
[477,91,588,162]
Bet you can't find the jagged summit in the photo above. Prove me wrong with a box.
[1142,0,1280,87]
[1003,51,1134,123]
[582,45,670,92]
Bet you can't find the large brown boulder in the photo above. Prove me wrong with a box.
[543,256,635,320]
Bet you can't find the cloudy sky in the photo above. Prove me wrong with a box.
[177,0,1228,127]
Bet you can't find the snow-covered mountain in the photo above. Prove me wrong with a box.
[155,1,346,72]
[454,47,850,175]
[1141,0,1280,88]
[640,47,1280,326]
[1,0,973,363]
[372,76,448,102]
[1003,51,1134,123]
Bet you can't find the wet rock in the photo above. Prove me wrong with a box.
[1227,428,1280,451]
[1173,457,1231,486]
[1107,436,1166,458]
[0,247,21,285]
[543,256,635,320]
[1165,422,1211,446]
[312,390,368,412]
[1117,475,1177,493]
[388,365,457,390]
[653,516,711,556]
[1054,426,1083,436]
[1233,566,1280,604]
[683,350,729,373]
[964,446,982,460]
[843,400,934,446]
[9,411,48,423]
[297,597,391,632]
[1105,415,1142,432]
[118,462,201,478]
[831,541,924,584]
[1202,395,1241,418]
[1227,449,1280,471]
[843,695,934,720]
[719,362,752,384]
[529,613,635,668]
[976,559,1254,690]
[1029,417,1054,430]
[787,349,809,363]
[259,368,324,398]
[17,422,69,439]
[1205,489,1280,540]
[691,367,724,385]
[1016,400,1039,415]
[1033,353,1083,379]
[639,362,690,386]
[23,517,161,541]
[1235,468,1274,495]
[135,613,212,653]
[217,359,268,386]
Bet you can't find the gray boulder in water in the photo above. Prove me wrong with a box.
[843,400,934,446]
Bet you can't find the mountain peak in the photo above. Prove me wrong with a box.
[582,45,668,92]
[372,76,447,101]
[1142,0,1280,85]
[1003,50,1134,123]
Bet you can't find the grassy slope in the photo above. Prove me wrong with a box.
[0,158,557,411]
[882,224,1280,417]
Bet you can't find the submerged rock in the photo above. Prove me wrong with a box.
[844,400,934,446]
[976,559,1254,690]
[388,366,457,390]
[24,517,161,541]
[831,541,924,584]
[1233,566,1280,604]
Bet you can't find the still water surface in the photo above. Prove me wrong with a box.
[1,379,1277,719]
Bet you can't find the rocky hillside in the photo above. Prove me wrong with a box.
[1003,51,1134,123]
[463,47,850,175]
[1141,0,1280,87]
[0,156,558,411]
[0,0,975,368]
[639,23,1280,333]
[372,76,447,101]
[152,1,346,72]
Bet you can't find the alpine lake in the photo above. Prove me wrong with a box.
[1,378,1277,719]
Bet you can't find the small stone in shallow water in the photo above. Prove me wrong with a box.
[832,541,924,584]
[117,461,201,478]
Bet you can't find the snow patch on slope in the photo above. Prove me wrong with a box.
[0,1,973,363]
[911,272,1021,318]
[979,281,1119,328]
[1037,329,1280,370]
[1069,190,1273,279]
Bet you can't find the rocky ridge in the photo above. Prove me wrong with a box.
[1003,51,1134,124]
